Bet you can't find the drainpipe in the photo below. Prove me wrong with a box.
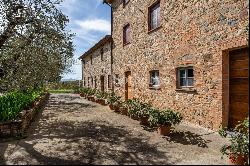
[103,1,114,93]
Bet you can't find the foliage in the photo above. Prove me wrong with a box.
[107,93,121,105]
[0,0,74,92]
[126,98,140,117]
[148,109,182,127]
[219,118,249,161]
[0,89,44,121]
[96,91,110,99]
[126,98,152,118]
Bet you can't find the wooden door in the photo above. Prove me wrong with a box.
[229,47,249,129]
[125,71,132,100]
[100,75,105,92]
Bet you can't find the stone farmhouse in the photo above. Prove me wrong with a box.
[79,0,249,131]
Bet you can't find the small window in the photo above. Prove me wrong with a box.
[90,55,93,64]
[91,77,94,87]
[115,74,119,84]
[148,1,160,31]
[123,24,130,45]
[149,70,160,89]
[94,76,97,88]
[83,77,86,87]
[100,48,104,61]
[108,75,112,89]
[88,77,91,87]
[83,60,85,68]
[123,0,129,6]
[177,67,194,88]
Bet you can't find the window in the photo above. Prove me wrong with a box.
[90,55,93,64]
[83,77,86,87]
[94,76,97,88]
[88,77,90,87]
[123,0,129,6]
[148,1,160,31]
[123,24,130,45]
[83,60,85,68]
[100,48,104,61]
[149,70,160,89]
[91,77,94,87]
[108,75,112,89]
[115,74,119,84]
[177,67,194,88]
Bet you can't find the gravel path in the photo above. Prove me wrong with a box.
[0,93,228,165]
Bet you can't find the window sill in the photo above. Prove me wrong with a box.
[175,88,197,93]
[149,86,161,90]
[148,25,162,34]
[123,42,131,47]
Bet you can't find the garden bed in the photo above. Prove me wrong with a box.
[0,92,50,137]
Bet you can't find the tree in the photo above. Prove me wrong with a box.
[0,0,74,91]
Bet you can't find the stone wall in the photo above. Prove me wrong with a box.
[82,41,112,92]
[111,0,249,130]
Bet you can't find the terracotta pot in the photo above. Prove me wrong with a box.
[114,105,120,113]
[109,104,114,110]
[140,117,149,126]
[229,153,248,165]
[100,99,107,106]
[120,107,128,115]
[158,125,171,136]
[130,115,139,121]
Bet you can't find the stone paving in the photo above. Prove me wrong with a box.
[0,93,229,165]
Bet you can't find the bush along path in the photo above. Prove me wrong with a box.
[0,89,49,138]
[0,93,229,165]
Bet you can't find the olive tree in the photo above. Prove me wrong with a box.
[0,0,74,91]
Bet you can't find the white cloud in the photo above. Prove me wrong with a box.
[75,19,111,33]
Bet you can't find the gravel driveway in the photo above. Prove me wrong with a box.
[0,93,228,165]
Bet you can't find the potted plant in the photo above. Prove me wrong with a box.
[107,93,121,111]
[119,101,128,115]
[137,102,152,126]
[126,98,140,120]
[149,109,182,136]
[219,118,249,165]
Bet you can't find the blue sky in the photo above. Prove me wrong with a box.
[59,0,111,80]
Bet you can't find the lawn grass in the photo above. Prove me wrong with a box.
[48,89,75,93]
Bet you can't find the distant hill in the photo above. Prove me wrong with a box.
[60,78,80,82]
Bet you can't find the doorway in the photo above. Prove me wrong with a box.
[125,71,132,100]
[228,47,249,129]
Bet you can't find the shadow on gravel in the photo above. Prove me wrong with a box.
[15,120,179,165]
[163,130,212,148]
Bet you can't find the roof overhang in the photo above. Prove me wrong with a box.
[78,35,112,60]
[103,0,113,4]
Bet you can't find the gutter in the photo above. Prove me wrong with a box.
[103,0,114,93]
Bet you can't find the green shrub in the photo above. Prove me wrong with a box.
[148,109,182,127]
[107,93,121,105]
[0,89,44,122]
[219,118,249,162]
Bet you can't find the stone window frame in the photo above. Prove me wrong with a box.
[123,0,129,7]
[149,70,161,90]
[176,66,195,91]
[123,23,131,46]
[100,48,104,61]
[108,75,112,89]
[148,0,162,33]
